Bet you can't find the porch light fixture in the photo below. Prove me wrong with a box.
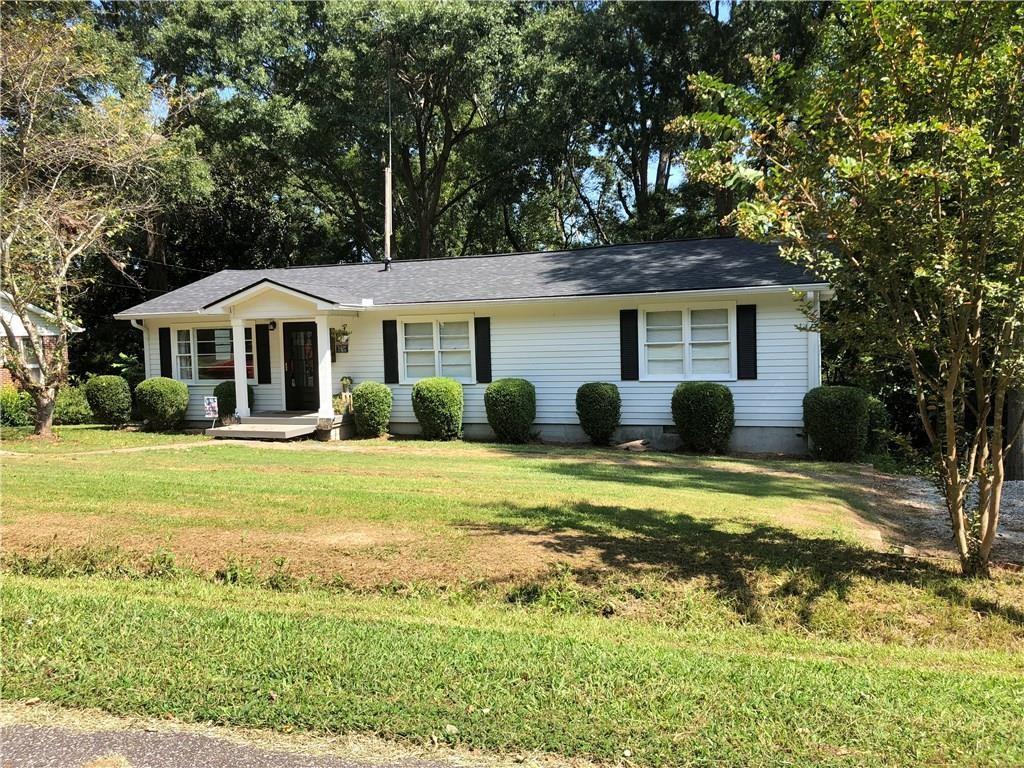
[268,320,277,331]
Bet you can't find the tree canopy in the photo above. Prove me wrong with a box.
[688,0,1024,575]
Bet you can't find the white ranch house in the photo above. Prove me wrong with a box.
[114,238,828,453]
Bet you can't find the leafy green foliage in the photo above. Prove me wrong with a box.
[53,386,92,425]
[865,396,890,456]
[411,377,464,441]
[484,378,536,444]
[575,382,621,445]
[135,377,189,431]
[84,375,132,425]
[352,381,393,438]
[212,380,254,419]
[671,382,734,454]
[803,386,869,462]
[0,386,33,427]
[689,1,1024,574]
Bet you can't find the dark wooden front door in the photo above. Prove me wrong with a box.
[283,322,318,411]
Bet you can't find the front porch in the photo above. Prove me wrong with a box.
[205,409,353,441]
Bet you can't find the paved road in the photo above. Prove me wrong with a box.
[0,724,447,768]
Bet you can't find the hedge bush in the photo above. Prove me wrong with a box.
[484,378,536,443]
[803,385,869,461]
[135,377,189,430]
[672,382,734,454]
[54,386,92,425]
[352,381,393,437]
[84,375,132,425]
[411,377,463,440]
[213,380,255,419]
[865,396,890,455]
[0,386,33,427]
[575,382,621,445]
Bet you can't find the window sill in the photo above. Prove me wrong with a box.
[398,379,477,387]
[636,375,736,383]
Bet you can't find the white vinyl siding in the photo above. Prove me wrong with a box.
[140,292,813,428]
[334,293,813,430]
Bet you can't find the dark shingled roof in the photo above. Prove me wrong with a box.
[117,238,823,316]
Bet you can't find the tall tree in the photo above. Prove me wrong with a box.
[0,3,190,434]
[689,1,1024,576]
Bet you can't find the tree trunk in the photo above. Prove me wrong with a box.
[1008,388,1024,481]
[33,387,56,437]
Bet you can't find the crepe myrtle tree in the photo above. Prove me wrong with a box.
[684,1,1024,576]
[0,7,200,435]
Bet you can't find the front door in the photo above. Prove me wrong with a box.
[283,322,318,411]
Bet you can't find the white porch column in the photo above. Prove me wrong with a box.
[315,315,334,418]
[231,318,250,418]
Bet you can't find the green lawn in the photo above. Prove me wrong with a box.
[1,423,208,453]
[4,576,1022,767]
[3,425,1023,765]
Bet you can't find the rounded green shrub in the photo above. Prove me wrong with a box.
[575,382,621,445]
[84,375,132,425]
[803,385,869,461]
[865,395,890,455]
[135,377,189,430]
[484,378,536,444]
[213,380,255,419]
[0,385,33,427]
[672,382,734,454]
[352,381,393,437]
[54,385,92,425]
[411,377,463,440]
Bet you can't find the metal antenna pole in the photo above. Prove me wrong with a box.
[383,56,393,269]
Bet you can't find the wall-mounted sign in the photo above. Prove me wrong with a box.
[330,325,350,359]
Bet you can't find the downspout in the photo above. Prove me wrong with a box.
[129,319,149,379]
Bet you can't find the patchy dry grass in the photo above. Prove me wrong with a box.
[3,427,1023,651]
[4,427,1024,765]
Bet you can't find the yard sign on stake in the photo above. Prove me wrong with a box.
[204,396,218,428]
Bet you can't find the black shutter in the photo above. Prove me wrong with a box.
[255,324,271,384]
[474,317,492,384]
[619,309,639,381]
[158,327,172,378]
[737,304,757,380]
[382,320,399,384]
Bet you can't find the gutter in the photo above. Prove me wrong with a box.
[113,283,830,320]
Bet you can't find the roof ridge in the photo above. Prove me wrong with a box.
[281,235,747,271]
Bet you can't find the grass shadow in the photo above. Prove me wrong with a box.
[462,499,1024,628]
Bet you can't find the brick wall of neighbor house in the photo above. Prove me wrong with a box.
[2,336,66,389]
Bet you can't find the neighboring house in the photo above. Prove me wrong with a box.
[114,238,829,453]
[0,292,79,388]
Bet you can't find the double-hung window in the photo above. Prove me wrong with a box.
[641,305,735,380]
[173,327,254,382]
[399,317,473,383]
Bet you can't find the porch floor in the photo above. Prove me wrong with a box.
[204,422,316,440]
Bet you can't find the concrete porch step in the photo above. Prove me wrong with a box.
[244,415,321,425]
[205,423,316,440]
